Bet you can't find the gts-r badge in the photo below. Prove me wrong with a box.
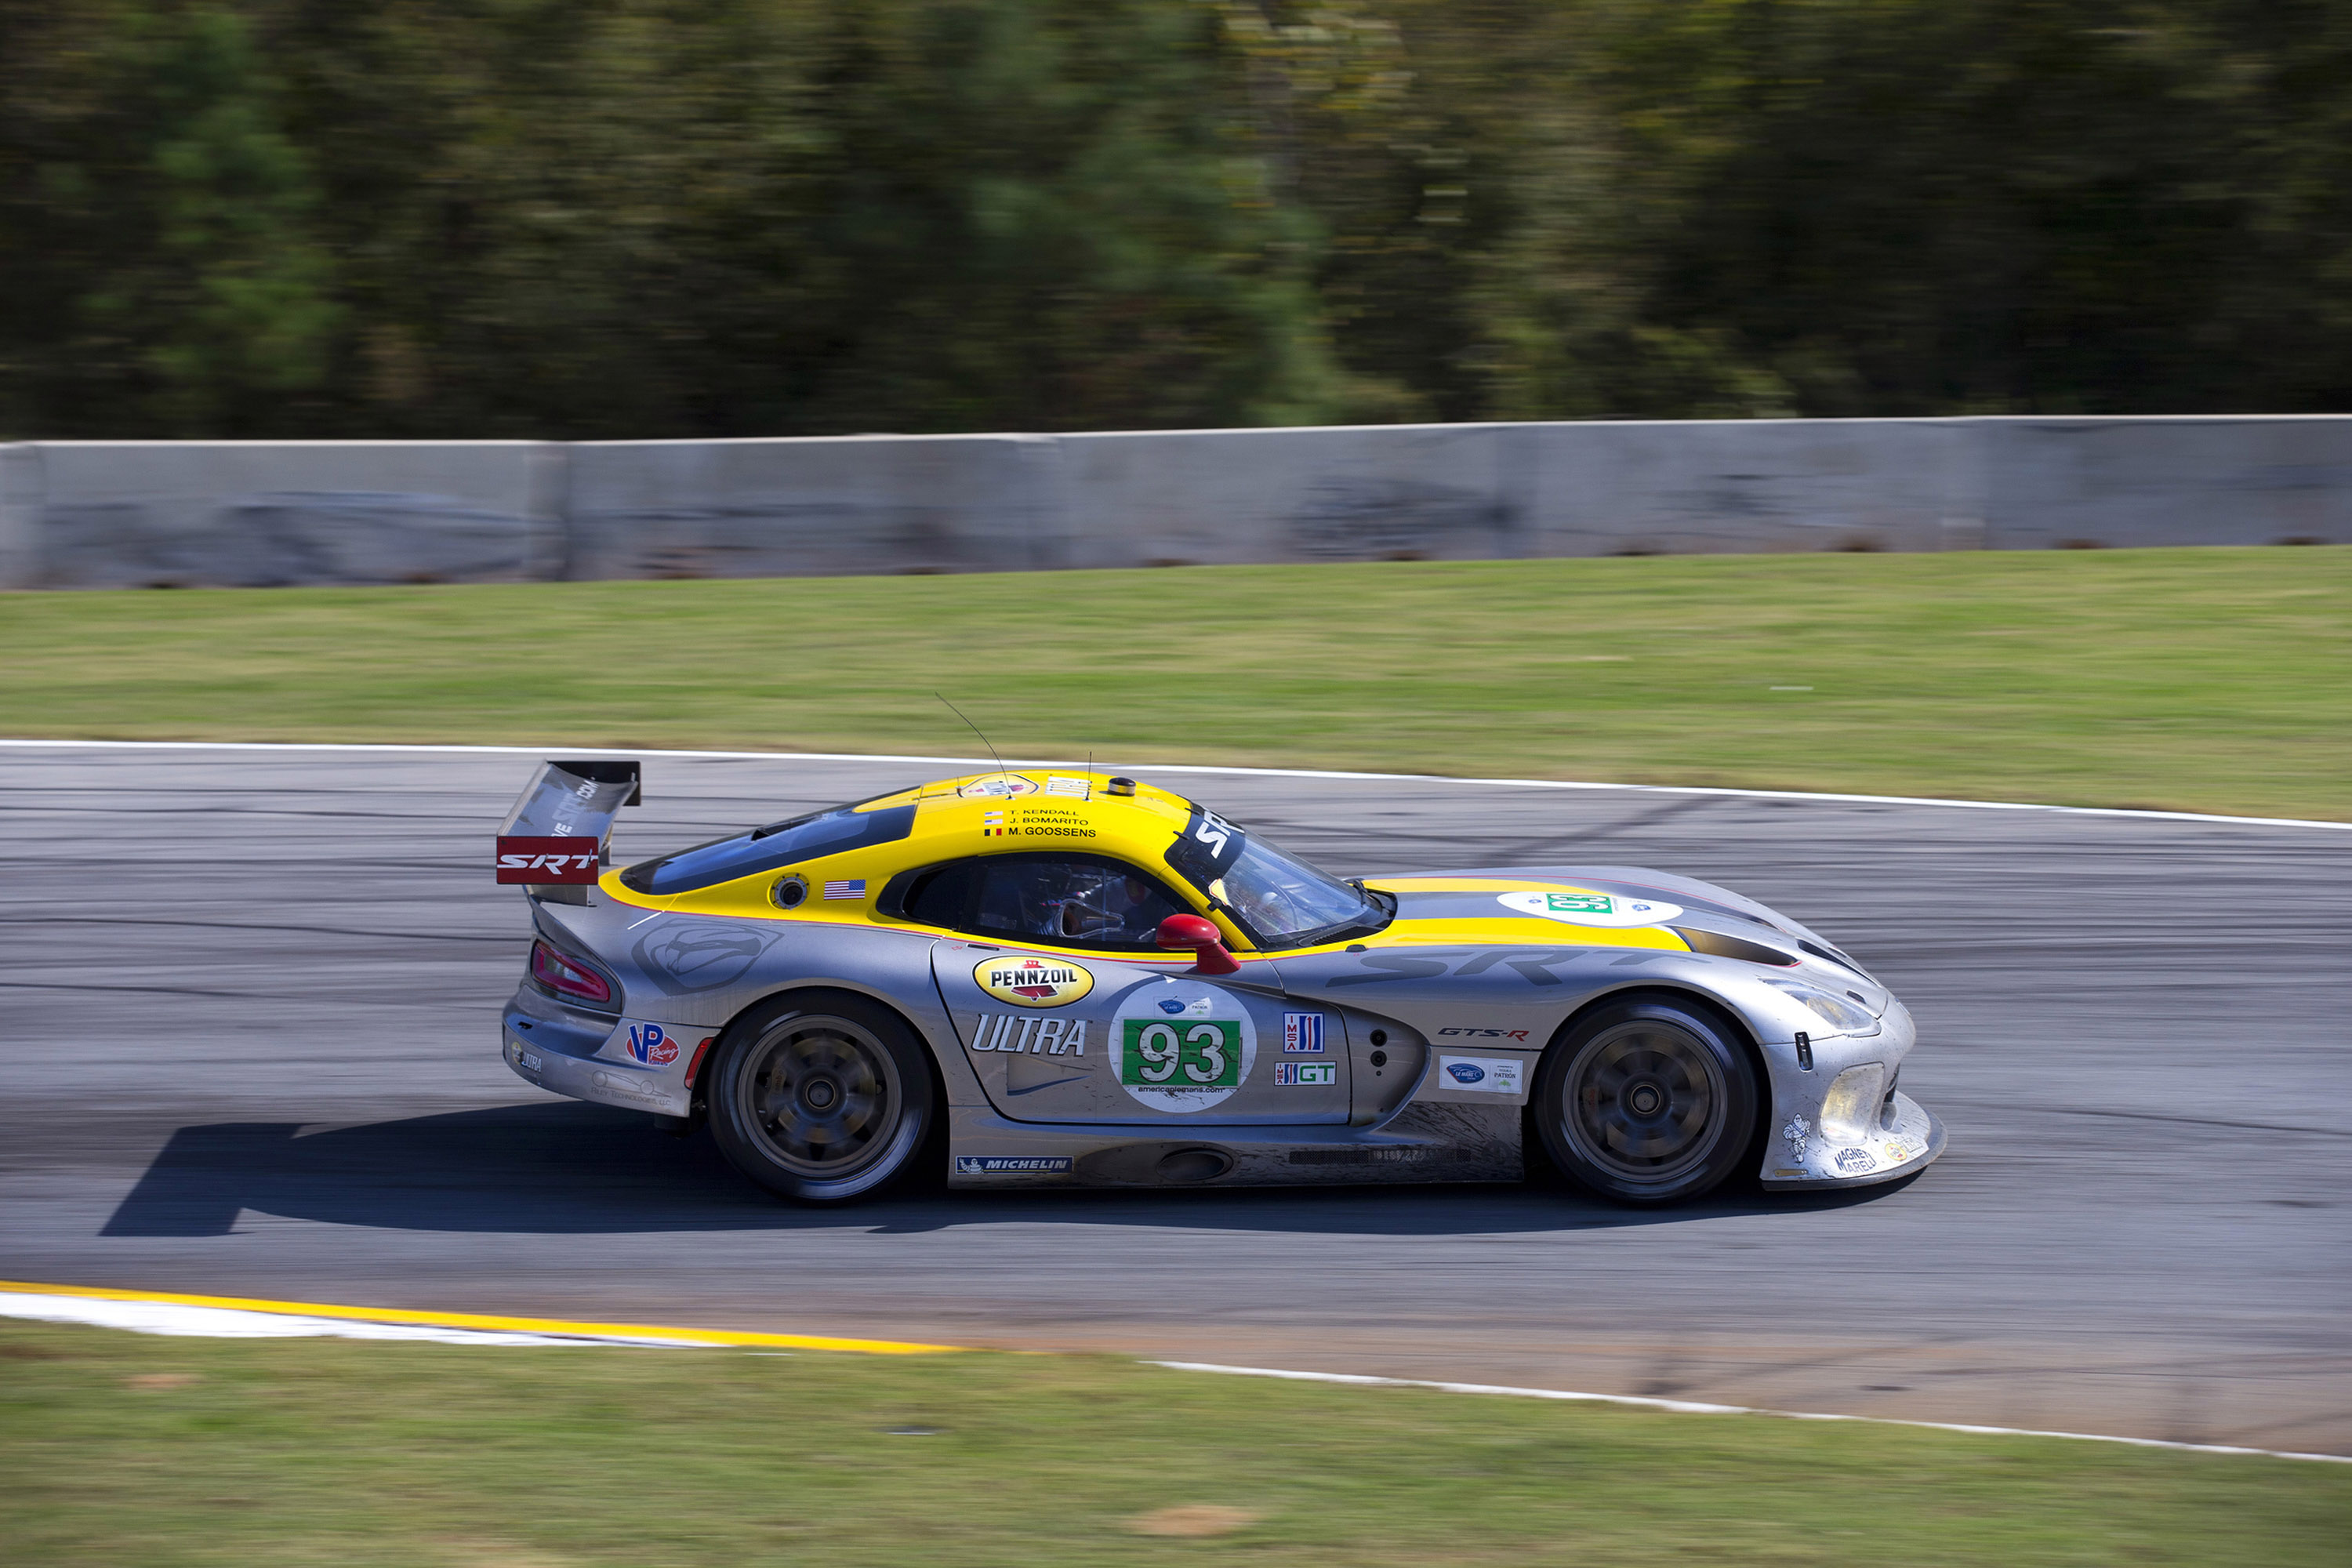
[1438,1026,1531,1040]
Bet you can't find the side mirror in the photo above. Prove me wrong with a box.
[1156,913,1240,976]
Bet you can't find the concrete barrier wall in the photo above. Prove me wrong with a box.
[21,441,560,589]
[2,417,2344,589]
[566,435,1059,579]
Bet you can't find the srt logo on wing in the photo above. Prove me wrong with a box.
[498,851,598,873]
[1436,1027,1530,1040]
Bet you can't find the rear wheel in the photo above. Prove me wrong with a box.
[1531,996,1758,1206]
[706,992,934,1203]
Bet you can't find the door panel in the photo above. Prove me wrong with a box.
[930,941,1348,1125]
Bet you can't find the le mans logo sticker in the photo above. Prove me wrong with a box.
[959,773,1038,800]
[975,955,1095,1008]
[1496,889,1683,929]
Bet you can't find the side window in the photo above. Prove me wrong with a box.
[967,855,1189,951]
[895,860,976,928]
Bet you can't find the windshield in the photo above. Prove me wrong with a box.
[1163,802,1388,948]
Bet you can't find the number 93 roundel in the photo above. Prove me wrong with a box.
[1110,982,1258,1113]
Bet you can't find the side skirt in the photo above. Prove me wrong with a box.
[942,1102,1522,1189]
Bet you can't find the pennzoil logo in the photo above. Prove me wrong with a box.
[974,955,1095,1007]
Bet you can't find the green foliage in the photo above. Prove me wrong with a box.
[5,1319,2348,1567]
[4,1,2351,436]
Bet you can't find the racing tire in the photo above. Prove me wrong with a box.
[1531,996,1759,1207]
[706,991,935,1204]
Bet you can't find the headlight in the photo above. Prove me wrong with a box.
[1759,978,1878,1034]
[1818,1062,1888,1142]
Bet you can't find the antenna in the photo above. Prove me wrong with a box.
[937,692,1007,781]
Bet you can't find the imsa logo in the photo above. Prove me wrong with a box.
[974,954,1095,1008]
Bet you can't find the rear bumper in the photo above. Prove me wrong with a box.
[502,996,691,1116]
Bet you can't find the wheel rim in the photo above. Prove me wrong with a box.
[1558,1018,1728,1186]
[735,1014,902,1180]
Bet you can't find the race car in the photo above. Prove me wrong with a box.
[496,760,1944,1207]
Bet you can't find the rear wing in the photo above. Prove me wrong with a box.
[495,759,641,902]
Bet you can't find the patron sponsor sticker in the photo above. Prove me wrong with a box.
[625,1022,680,1065]
[1112,985,1258,1112]
[954,1155,1073,1174]
[1496,890,1683,928]
[1274,1062,1337,1087]
[1283,1013,1327,1053]
[975,955,1095,1007]
[1437,1054,1525,1094]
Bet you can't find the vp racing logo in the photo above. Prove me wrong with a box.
[625,1023,679,1065]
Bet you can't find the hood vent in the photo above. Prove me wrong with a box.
[1671,927,1800,966]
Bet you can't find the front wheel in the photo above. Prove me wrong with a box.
[706,992,935,1203]
[1530,996,1759,1206]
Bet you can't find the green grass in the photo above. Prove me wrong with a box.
[2,546,2347,818]
[2,1319,2343,1566]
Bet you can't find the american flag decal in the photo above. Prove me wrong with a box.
[822,879,867,900]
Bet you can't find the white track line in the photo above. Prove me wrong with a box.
[2,738,2345,832]
[7,1289,2337,1462]
[1148,1361,2352,1465]
[0,1291,713,1348]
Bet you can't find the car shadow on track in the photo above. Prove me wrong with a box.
[101,1102,1909,1240]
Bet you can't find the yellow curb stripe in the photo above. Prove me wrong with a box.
[0,1280,961,1355]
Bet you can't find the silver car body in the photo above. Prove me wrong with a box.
[498,765,1945,1194]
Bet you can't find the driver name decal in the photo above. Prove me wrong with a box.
[1110,985,1258,1112]
[975,955,1096,1007]
[1497,890,1683,928]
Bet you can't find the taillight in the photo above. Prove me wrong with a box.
[529,939,614,1008]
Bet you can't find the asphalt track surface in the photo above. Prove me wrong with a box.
[3,743,2347,1455]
